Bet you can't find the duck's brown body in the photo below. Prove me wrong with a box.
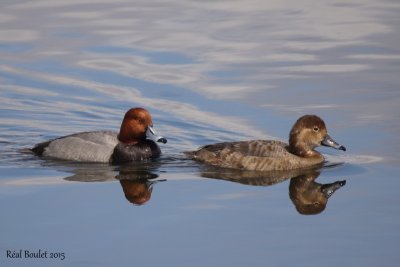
[187,115,346,171]
[187,140,324,171]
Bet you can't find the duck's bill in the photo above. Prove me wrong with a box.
[146,126,167,144]
[321,134,346,151]
[321,180,346,198]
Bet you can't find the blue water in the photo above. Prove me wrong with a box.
[1,1,400,266]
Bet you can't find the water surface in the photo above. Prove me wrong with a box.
[1,0,400,266]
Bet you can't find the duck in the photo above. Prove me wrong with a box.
[31,107,167,163]
[185,115,345,171]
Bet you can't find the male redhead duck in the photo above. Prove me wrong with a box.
[31,107,167,163]
[186,115,345,171]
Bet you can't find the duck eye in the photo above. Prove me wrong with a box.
[313,126,319,132]
[133,116,145,125]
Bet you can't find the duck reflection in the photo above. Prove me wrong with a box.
[289,170,346,215]
[200,164,325,186]
[64,164,164,205]
[200,165,346,215]
[116,169,164,205]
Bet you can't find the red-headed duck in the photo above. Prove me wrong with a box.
[31,107,167,163]
[185,115,345,171]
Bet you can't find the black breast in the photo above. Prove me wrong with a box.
[111,140,161,164]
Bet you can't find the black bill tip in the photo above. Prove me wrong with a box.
[157,137,167,144]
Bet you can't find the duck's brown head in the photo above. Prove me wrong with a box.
[118,107,167,145]
[118,108,153,144]
[288,115,346,157]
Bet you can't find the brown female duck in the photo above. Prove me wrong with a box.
[186,115,346,171]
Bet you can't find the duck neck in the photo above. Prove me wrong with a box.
[118,120,145,145]
[118,136,137,145]
[289,143,322,159]
[118,131,143,145]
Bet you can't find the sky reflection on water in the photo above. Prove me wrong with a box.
[1,0,400,266]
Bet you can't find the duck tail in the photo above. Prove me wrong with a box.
[31,140,51,156]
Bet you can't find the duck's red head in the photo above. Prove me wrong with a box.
[118,108,153,144]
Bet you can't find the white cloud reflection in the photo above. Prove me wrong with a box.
[1,0,394,99]
[276,64,370,73]
[0,65,268,144]
[0,177,69,186]
[347,54,400,60]
[262,104,339,113]
[0,30,38,42]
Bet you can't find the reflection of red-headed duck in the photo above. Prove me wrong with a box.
[32,108,167,163]
[119,179,153,205]
[186,115,345,171]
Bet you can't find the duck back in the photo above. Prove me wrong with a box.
[189,140,324,171]
[33,131,118,162]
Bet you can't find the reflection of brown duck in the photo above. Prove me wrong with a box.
[199,165,345,215]
[289,170,346,215]
[199,164,324,186]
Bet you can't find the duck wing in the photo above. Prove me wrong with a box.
[197,140,288,157]
[32,131,118,162]
[227,140,288,157]
[189,140,294,170]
